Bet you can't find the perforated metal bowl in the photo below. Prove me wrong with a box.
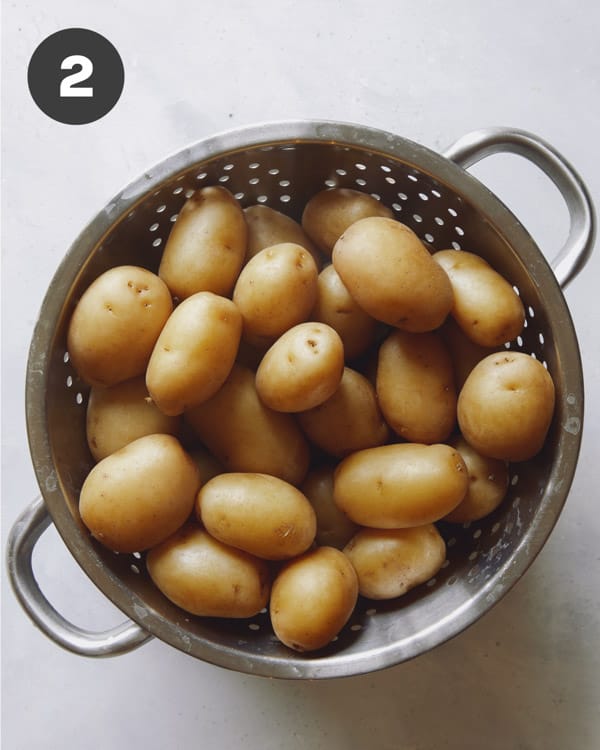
[7,121,595,678]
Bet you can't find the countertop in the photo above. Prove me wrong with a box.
[2,2,599,748]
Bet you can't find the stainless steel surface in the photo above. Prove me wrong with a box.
[443,128,596,288]
[15,120,593,678]
[6,496,151,657]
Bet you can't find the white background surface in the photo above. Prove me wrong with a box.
[2,2,600,748]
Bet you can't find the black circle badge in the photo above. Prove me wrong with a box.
[28,28,124,125]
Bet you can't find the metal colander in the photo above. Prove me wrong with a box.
[7,120,595,679]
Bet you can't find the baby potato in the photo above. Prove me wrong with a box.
[255,322,344,412]
[376,329,457,444]
[243,204,322,267]
[301,465,358,549]
[197,473,317,560]
[343,525,446,600]
[441,318,499,390]
[79,434,200,553]
[457,351,556,461]
[301,188,393,256]
[67,265,173,387]
[270,546,359,652]
[185,363,310,486]
[433,249,525,347]
[444,435,509,523]
[146,291,241,416]
[159,186,247,299]
[235,336,272,370]
[298,367,390,457]
[185,444,224,485]
[333,443,468,528]
[332,217,453,331]
[86,376,181,461]
[233,243,318,339]
[147,524,270,618]
[311,264,378,360]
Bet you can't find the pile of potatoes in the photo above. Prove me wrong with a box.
[68,185,556,653]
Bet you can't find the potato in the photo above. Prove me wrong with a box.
[186,444,224,485]
[298,367,389,457]
[343,525,446,599]
[146,291,241,416]
[158,186,247,299]
[147,524,270,618]
[441,318,498,390]
[433,249,525,347]
[270,546,359,652]
[301,188,393,256]
[358,346,380,388]
[255,322,344,412]
[444,435,509,522]
[332,217,453,331]
[301,466,358,549]
[376,330,456,444]
[311,264,378,360]
[86,376,181,461]
[235,337,272,370]
[244,204,322,267]
[333,443,468,528]
[185,363,310,485]
[79,434,200,553]
[233,243,318,339]
[197,473,316,560]
[67,265,173,387]
[457,351,555,461]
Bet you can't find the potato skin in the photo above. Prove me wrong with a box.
[302,188,393,256]
[158,186,247,299]
[185,445,224,485]
[343,525,446,600]
[147,524,270,618]
[86,376,181,461]
[301,466,358,549]
[444,435,509,523]
[255,322,345,412]
[457,351,555,461]
[376,330,457,444]
[146,291,241,416]
[185,363,310,486]
[243,204,322,267]
[298,367,389,457]
[333,443,468,528]
[433,250,525,347]
[441,318,498,390]
[233,243,318,339]
[67,265,173,387]
[311,264,378,360]
[79,434,200,553]
[197,473,317,560]
[332,217,453,331]
[270,546,359,652]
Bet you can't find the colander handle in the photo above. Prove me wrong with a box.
[6,496,152,657]
[443,127,596,289]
